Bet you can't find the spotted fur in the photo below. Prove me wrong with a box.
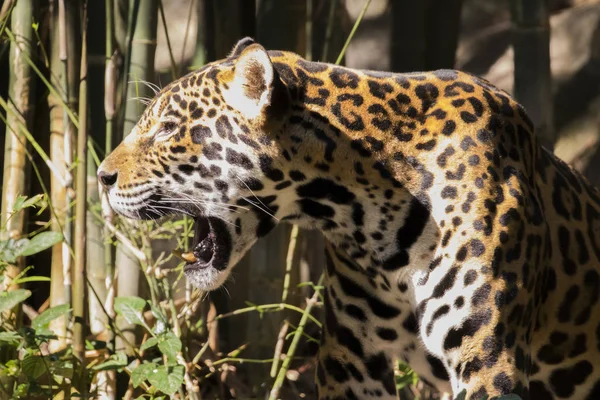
[98,38,600,399]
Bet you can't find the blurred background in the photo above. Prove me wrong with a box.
[0,0,599,399]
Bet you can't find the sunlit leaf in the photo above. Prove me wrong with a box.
[132,362,158,388]
[20,231,63,257]
[140,337,158,352]
[0,289,31,312]
[0,238,29,264]
[11,195,26,213]
[147,365,184,395]
[32,304,71,330]
[21,194,44,210]
[150,304,169,328]
[157,332,181,361]
[114,296,147,327]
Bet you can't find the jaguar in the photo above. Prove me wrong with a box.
[97,37,600,399]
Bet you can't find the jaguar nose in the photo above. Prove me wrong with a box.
[98,170,118,188]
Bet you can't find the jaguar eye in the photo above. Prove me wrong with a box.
[156,121,178,139]
[162,121,177,133]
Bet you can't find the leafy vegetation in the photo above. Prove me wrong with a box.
[0,0,569,399]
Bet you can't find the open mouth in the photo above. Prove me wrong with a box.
[177,216,232,273]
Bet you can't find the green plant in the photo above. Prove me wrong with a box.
[0,195,71,399]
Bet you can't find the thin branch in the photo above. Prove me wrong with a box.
[269,275,324,400]
[102,218,147,263]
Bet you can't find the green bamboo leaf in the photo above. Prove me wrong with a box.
[11,195,26,213]
[114,296,147,327]
[20,231,63,257]
[140,337,158,352]
[92,352,128,371]
[20,194,44,210]
[0,331,22,344]
[21,354,46,379]
[0,289,31,312]
[131,362,158,388]
[13,276,51,285]
[157,332,181,361]
[32,304,71,330]
[147,365,184,395]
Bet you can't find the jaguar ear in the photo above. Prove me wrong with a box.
[224,42,276,120]
[228,37,256,58]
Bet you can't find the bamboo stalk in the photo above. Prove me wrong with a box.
[390,0,427,71]
[0,0,16,22]
[209,0,256,59]
[321,0,337,61]
[47,0,80,353]
[3,28,79,127]
[157,0,178,79]
[105,0,116,155]
[509,0,554,150]
[0,102,68,243]
[58,0,74,341]
[0,94,66,187]
[0,9,34,237]
[424,0,463,69]
[256,0,305,53]
[103,0,117,315]
[179,0,196,66]
[73,0,88,372]
[116,0,158,355]
[306,0,313,61]
[191,0,206,67]
[0,0,35,322]
[97,2,117,398]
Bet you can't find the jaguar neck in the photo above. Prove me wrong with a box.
[272,112,438,275]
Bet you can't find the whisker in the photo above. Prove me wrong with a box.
[234,175,279,221]
[127,97,152,106]
[146,204,167,218]
[160,189,250,212]
[220,285,231,299]
[156,198,243,214]
[153,198,240,229]
[241,195,279,221]
[148,203,196,217]
[128,79,161,95]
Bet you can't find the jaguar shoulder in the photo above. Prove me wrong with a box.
[98,37,600,400]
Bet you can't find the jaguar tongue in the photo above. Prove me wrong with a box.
[194,235,214,264]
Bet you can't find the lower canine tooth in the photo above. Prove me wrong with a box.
[173,250,198,263]
[181,252,198,263]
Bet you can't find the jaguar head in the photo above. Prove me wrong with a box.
[97,38,291,290]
